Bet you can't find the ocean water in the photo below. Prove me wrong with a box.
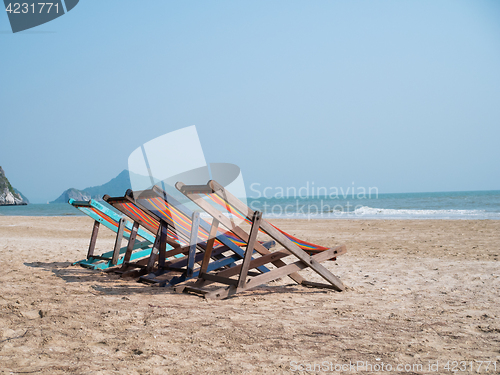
[247,190,500,220]
[0,203,87,217]
[0,190,499,220]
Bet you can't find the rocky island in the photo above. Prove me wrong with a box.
[50,169,132,203]
[0,166,29,206]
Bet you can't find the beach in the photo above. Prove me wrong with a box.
[0,216,499,374]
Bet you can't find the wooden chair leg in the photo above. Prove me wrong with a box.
[121,221,139,268]
[146,225,162,273]
[157,221,169,269]
[186,212,201,278]
[237,211,262,288]
[199,219,219,275]
[111,218,126,266]
[145,221,169,273]
[87,220,100,259]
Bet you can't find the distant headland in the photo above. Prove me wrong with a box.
[0,166,29,206]
[50,169,132,203]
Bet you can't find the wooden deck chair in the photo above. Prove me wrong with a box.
[103,188,272,286]
[173,180,347,299]
[69,198,156,270]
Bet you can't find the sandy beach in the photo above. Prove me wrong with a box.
[0,216,499,374]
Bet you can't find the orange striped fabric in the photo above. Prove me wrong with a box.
[205,193,328,252]
[115,198,249,249]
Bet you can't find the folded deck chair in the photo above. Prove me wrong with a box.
[69,198,156,270]
[103,189,272,286]
[174,180,347,299]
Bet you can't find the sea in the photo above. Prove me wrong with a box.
[1,190,499,220]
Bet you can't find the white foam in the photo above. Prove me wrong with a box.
[352,206,493,219]
[262,206,500,220]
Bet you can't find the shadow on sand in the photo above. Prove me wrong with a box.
[23,261,339,299]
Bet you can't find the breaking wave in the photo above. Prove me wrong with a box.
[351,206,498,219]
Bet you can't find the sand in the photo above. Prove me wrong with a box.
[0,216,499,374]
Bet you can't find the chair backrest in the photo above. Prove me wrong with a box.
[204,191,328,252]
[69,198,156,243]
[173,180,347,298]
[102,193,184,246]
[105,188,269,272]
[142,187,248,247]
[103,189,247,250]
[175,180,329,253]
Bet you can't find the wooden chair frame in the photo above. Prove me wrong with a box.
[174,180,347,299]
[69,198,155,270]
[103,188,271,286]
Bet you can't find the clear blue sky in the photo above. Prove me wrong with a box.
[1,0,499,203]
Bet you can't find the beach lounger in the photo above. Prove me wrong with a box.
[173,180,347,299]
[69,199,156,270]
[103,189,272,286]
